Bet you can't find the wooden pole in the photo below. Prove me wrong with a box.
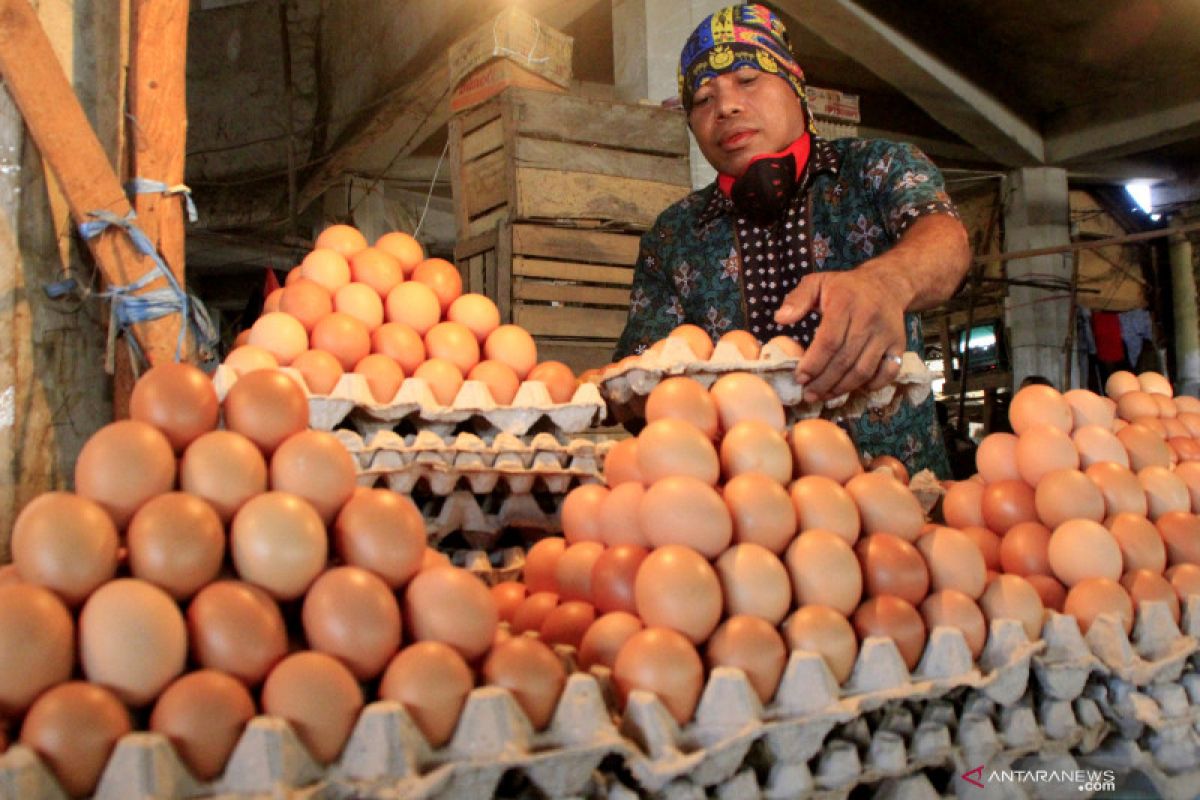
[0,0,183,369]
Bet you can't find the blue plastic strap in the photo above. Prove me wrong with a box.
[125,177,199,223]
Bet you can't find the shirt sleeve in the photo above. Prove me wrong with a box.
[614,227,683,360]
[862,140,960,240]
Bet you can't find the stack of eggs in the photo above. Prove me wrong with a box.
[229,224,579,407]
[942,370,1200,638]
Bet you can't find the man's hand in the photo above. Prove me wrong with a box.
[774,267,910,401]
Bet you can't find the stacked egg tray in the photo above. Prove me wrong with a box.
[212,366,608,438]
[598,339,933,427]
[15,598,1200,800]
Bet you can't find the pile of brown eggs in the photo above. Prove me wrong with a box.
[229,224,579,406]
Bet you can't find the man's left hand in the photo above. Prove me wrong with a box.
[774,266,910,401]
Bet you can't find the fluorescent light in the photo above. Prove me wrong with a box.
[1126,182,1155,214]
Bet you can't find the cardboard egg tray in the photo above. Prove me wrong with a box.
[337,429,609,497]
[598,338,932,426]
[212,365,608,437]
[415,491,564,549]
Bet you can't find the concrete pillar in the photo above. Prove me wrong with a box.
[1002,167,1073,390]
[1169,223,1200,397]
[612,0,723,189]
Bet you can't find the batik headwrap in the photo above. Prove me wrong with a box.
[677,3,816,134]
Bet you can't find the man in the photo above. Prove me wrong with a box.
[614,3,971,476]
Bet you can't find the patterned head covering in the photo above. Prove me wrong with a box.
[678,3,816,133]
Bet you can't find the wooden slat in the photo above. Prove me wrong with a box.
[508,87,688,156]
[456,92,503,136]
[515,303,628,338]
[452,226,498,261]
[515,168,688,229]
[465,206,510,240]
[513,257,634,286]
[462,116,505,163]
[514,137,690,186]
[514,279,631,306]
[536,338,619,373]
[461,147,508,219]
[496,219,513,323]
[448,116,469,236]
[512,224,641,265]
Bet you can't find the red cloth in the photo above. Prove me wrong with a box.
[717,132,811,196]
[1091,310,1125,362]
[263,267,281,299]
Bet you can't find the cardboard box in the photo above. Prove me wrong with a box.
[808,86,862,123]
[450,59,566,114]
[448,7,573,92]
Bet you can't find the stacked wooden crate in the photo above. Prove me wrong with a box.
[450,86,691,373]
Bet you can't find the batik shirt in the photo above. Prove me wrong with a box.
[615,137,958,477]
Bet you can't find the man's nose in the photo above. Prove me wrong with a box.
[714,86,743,117]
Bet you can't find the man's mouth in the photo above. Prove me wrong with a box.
[720,130,755,149]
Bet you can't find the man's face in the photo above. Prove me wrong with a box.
[688,67,808,177]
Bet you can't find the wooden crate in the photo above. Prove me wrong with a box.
[448,86,692,240]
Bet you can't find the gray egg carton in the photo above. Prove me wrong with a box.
[598,338,932,425]
[1078,731,1200,800]
[416,491,564,548]
[212,366,608,437]
[448,546,526,587]
[337,429,608,497]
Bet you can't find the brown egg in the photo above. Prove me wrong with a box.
[1064,389,1116,430]
[354,353,405,403]
[857,533,930,606]
[316,224,368,259]
[223,344,279,375]
[291,349,345,394]
[613,627,705,724]
[1166,563,1200,602]
[19,682,131,797]
[603,437,642,486]
[709,372,786,432]
[1048,519,1123,586]
[785,529,863,615]
[1117,390,1160,421]
[230,492,328,600]
[561,484,608,544]
[980,479,1038,534]
[961,526,1002,571]
[706,615,787,703]
[979,574,1045,641]
[468,360,522,405]
[667,324,714,360]
[1085,461,1149,517]
[1118,422,1173,471]
[411,258,463,312]
[311,312,371,370]
[790,419,863,484]
[976,432,1021,483]
[578,611,644,670]
[1015,424,1079,486]
[372,322,426,374]
[380,642,473,747]
[279,278,333,332]
[714,543,791,624]
[511,592,559,634]
[1155,395,1179,418]
[482,636,567,731]
[127,493,225,600]
[592,544,649,615]
[720,420,792,484]
[181,431,267,526]
[263,287,283,314]
[348,246,403,297]
[1176,461,1200,511]
[920,590,987,658]
[789,475,861,544]
[129,362,219,452]
[270,430,357,524]
[916,527,987,599]
[717,329,762,359]
[0,584,74,716]
[1106,512,1167,574]
[782,605,858,683]
[1009,384,1073,434]
[446,293,500,343]
[223,369,309,456]
[599,482,648,547]
[1063,577,1133,634]
[846,471,925,542]
[528,361,578,404]
[248,312,309,365]
[1139,466,1190,520]
[852,595,927,670]
[867,454,909,485]
[1157,511,1200,566]
[637,418,720,485]
[414,358,465,405]
[1072,425,1130,469]
[11,492,119,606]
[634,544,723,644]
[302,566,402,680]
[1024,574,1067,612]
[333,488,426,589]
[1181,413,1200,438]
[385,281,441,335]
[262,651,363,764]
[483,324,538,379]
[723,473,796,554]
[999,521,1053,576]
[766,334,805,358]
[1035,469,1106,529]
[149,670,256,782]
[1132,416,1169,437]
[1121,569,1180,622]
[1106,370,1141,399]
[490,582,528,624]
[405,567,498,661]
[540,600,597,649]
[425,321,481,375]
[74,419,176,529]
[80,578,187,706]
[555,541,605,603]
[645,377,719,439]
[188,580,287,686]
[942,480,985,530]
[523,538,565,594]
[376,231,425,276]
[640,476,732,557]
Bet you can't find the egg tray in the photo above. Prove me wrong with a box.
[337,429,608,497]
[415,491,564,549]
[212,366,608,438]
[1078,732,1200,800]
[597,338,932,426]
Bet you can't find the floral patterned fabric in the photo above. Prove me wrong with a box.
[615,136,959,478]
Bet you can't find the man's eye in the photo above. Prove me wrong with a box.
[692,94,712,106]
[738,72,758,84]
